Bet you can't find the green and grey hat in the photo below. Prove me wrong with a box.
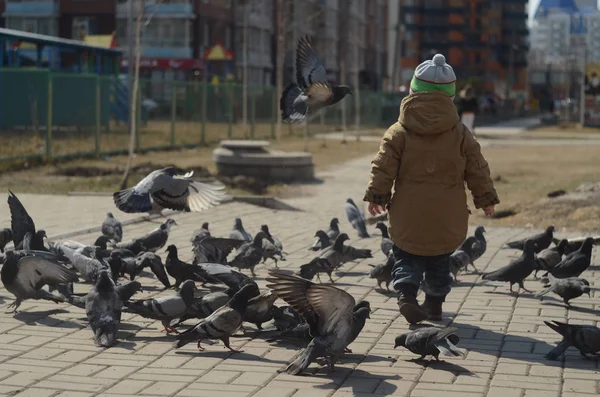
[410,53,456,97]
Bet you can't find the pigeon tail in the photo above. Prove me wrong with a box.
[435,338,465,357]
[281,83,307,123]
[545,339,571,360]
[534,285,554,298]
[284,338,322,375]
[353,248,373,259]
[113,188,153,214]
[358,227,370,238]
[299,264,317,280]
[173,327,198,349]
[94,317,118,347]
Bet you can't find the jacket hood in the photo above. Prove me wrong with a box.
[398,92,460,135]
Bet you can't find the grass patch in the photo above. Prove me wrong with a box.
[530,122,600,135]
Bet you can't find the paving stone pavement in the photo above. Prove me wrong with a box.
[0,156,598,397]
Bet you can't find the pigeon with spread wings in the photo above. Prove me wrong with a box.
[266,272,370,375]
[113,166,225,214]
[280,35,352,123]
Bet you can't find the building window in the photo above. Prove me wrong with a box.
[225,26,232,49]
[72,17,98,40]
[203,21,211,48]
[6,17,57,36]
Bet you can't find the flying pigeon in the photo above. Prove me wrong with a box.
[544,321,600,360]
[173,283,260,351]
[118,219,177,254]
[394,326,465,360]
[229,218,252,242]
[85,270,122,347]
[504,226,554,253]
[0,228,13,253]
[102,212,123,243]
[280,35,352,123]
[482,239,537,294]
[535,274,591,306]
[113,167,225,214]
[1,250,79,312]
[546,237,594,279]
[374,222,393,256]
[265,272,370,375]
[309,230,331,251]
[534,239,568,278]
[344,198,369,238]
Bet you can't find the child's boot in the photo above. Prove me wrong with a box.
[397,284,428,324]
[421,295,444,321]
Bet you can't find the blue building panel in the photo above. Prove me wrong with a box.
[4,1,58,17]
[142,47,193,59]
[116,1,194,18]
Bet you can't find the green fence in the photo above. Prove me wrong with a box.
[0,69,407,163]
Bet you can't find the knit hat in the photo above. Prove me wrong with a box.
[410,54,456,97]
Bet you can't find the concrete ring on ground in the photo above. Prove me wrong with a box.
[213,139,315,183]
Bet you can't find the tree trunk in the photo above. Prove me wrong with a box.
[119,0,144,190]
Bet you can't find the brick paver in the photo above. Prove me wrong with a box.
[0,155,598,397]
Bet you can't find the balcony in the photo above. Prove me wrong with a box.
[116,0,193,18]
[5,0,58,17]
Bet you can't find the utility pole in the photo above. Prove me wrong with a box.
[340,0,350,141]
[375,0,381,91]
[275,0,284,142]
[353,18,360,134]
[579,37,587,127]
[127,0,135,129]
[242,0,249,137]
[504,29,515,115]
[391,2,403,91]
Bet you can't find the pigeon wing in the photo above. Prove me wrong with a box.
[296,35,328,88]
[151,173,225,212]
[304,83,334,107]
[16,256,78,292]
[8,191,36,247]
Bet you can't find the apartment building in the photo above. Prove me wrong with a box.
[235,0,273,86]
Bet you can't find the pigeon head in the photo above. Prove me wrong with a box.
[336,233,350,244]
[253,231,267,246]
[475,226,486,236]
[583,285,592,297]
[546,226,555,235]
[580,278,591,287]
[229,283,260,312]
[37,230,47,239]
[96,269,115,290]
[582,237,595,252]
[346,198,355,205]
[94,235,111,250]
[315,230,328,240]
[164,219,178,229]
[260,225,271,236]
[179,280,197,304]
[375,222,387,232]
[335,85,353,98]
[394,333,408,349]
[234,218,243,229]
[354,300,371,312]
[330,218,339,226]
[556,239,569,252]
[165,244,178,255]
[107,212,114,218]
[201,222,209,229]
[354,306,371,321]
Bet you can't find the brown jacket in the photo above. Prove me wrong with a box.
[363,92,499,256]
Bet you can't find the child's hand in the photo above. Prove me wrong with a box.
[483,206,495,216]
[368,203,386,216]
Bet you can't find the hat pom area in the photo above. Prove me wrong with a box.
[432,54,446,66]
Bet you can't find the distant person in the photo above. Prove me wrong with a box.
[456,85,479,135]
[549,98,555,115]
[363,53,499,325]
[586,72,600,96]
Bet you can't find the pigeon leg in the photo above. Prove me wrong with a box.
[518,281,533,293]
[469,261,478,272]
[250,267,257,278]
[377,280,382,290]
[316,273,322,283]
[273,258,278,268]
[197,340,205,351]
[386,281,391,292]
[6,300,21,313]
[328,273,335,284]
[162,321,180,335]
[509,284,515,294]
[222,336,243,353]
[343,347,353,353]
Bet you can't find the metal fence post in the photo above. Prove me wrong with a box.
[95,75,101,155]
[270,87,275,139]
[135,81,141,151]
[170,83,176,147]
[201,80,207,145]
[227,83,233,139]
[250,86,255,139]
[46,71,53,158]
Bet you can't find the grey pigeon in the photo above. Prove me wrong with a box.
[457,226,487,271]
[0,228,13,253]
[1,250,78,312]
[546,237,594,279]
[169,288,238,328]
[552,236,600,255]
[118,219,177,253]
[326,218,341,241]
[535,274,591,306]
[280,35,351,123]
[368,254,394,291]
[243,289,278,330]
[165,245,207,288]
[229,218,252,242]
[394,326,465,360]
[309,230,331,251]
[260,225,286,267]
[482,239,537,294]
[192,235,244,265]
[449,250,471,282]
[7,190,39,250]
[113,166,225,214]
[300,233,372,283]
[190,222,211,242]
[374,222,393,256]
[85,270,122,347]
[544,321,600,360]
[229,231,267,277]
[102,212,123,243]
[266,272,370,375]
[61,246,107,283]
[504,226,554,253]
[124,279,197,333]
[534,239,568,278]
[135,252,171,288]
[344,198,369,238]
[194,262,254,291]
[173,283,260,351]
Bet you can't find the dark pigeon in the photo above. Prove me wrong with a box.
[113,166,225,214]
[21,230,48,251]
[173,283,260,352]
[1,250,78,312]
[229,232,267,277]
[309,230,331,251]
[266,272,370,375]
[102,212,123,243]
[7,190,37,249]
[534,239,568,278]
[260,225,286,267]
[504,226,554,253]
[85,270,122,347]
[243,289,278,331]
[326,218,341,241]
[280,35,351,123]
[0,228,13,253]
[394,326,465,360]
[544,321,600,360]
[546,237,594,279]
[165,245,207,288]
[192,235,244,265]
[118,219,177,254]
[482,239,537,294]
[190,222,211,242]
[457,225,487,272]
[345,198,369,238]
[229,218,252,242]
[449,250,471,282]
[535,274,591,306]
[135,252,171,288]
[194,262,254,291]
[169,288,238,328]
[368,254,394,291]
[374,222,393,257]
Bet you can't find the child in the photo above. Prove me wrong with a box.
[363,54,499,324]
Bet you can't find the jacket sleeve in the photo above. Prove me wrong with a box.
[363,123,405,206]
[462,127,500,209]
